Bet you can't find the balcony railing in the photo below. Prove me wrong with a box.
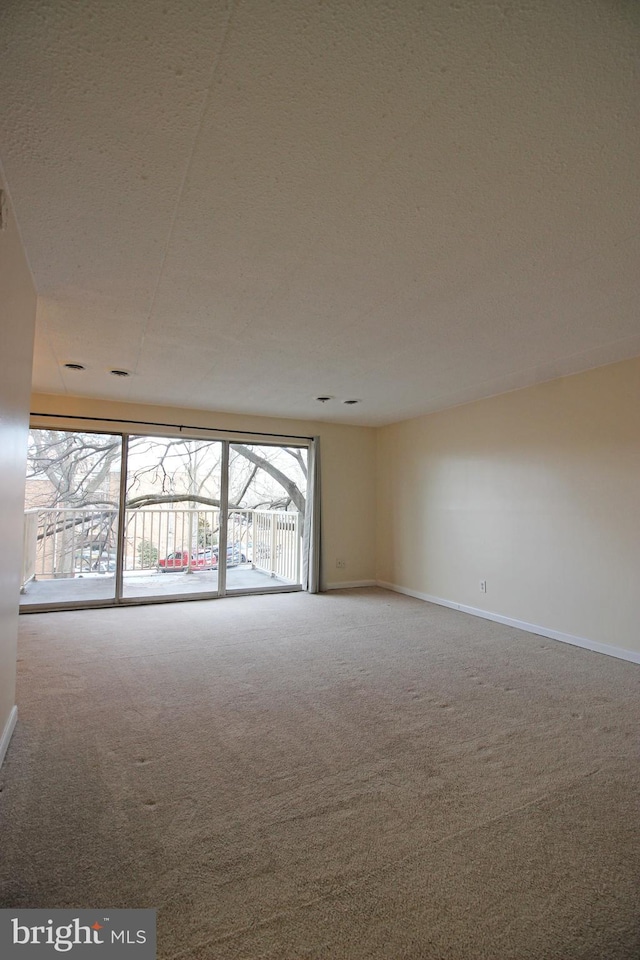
[22,507,302,588]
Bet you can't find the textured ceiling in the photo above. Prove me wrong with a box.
[1,0,639,426]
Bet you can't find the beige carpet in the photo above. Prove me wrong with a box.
[1,588,638,959]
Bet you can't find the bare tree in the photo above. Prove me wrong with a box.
[28,432,307,512]
[27,431,120,508]
[26,430,308,575]
[230,444,306,513]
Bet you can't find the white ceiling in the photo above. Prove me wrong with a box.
[1,0,639,426]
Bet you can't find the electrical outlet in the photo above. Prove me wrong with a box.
[480,579,487,593]
[336,559,346,569]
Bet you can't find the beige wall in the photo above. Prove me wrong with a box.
[0,184,37,757]
[377,357,640,657]
[29,394,377,589]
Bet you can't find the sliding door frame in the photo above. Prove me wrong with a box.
[21,418,315,613]
[114,433,129,603]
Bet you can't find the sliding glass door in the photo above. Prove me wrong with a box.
[121,435,223,601]
[21,426,315,611]
[226,443,307,593]
[21,429,122,607]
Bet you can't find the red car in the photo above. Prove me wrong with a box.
[158,549,215,572]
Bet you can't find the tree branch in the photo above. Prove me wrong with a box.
[126,493,224,509]
[230,444,306,513]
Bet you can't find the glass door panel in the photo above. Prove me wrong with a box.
[22,430,312,610]
[226,443,308,592]
[21,429,122,607]
[122,436,223,601]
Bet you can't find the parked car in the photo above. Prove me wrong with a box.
[75,547,117,574]
[158,549,215,572]
[158,543,246,572]
[223,542,245,566]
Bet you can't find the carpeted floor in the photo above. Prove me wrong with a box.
[1,588,638,959]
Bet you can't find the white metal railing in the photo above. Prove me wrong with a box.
[123,508,222,572]
[21,506,302,587]
[251,510,301,582]
[23,507,119,582]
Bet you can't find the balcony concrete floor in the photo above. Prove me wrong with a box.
[20,564,295,607]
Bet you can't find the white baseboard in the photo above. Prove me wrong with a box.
[376,581,640,666]
[0,705,18,770]
[325,580,377,591]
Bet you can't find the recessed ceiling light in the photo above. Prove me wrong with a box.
[316,396,333,402]
[63,362,86,371]
[343,399,361,405]
[109,368,131,377]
